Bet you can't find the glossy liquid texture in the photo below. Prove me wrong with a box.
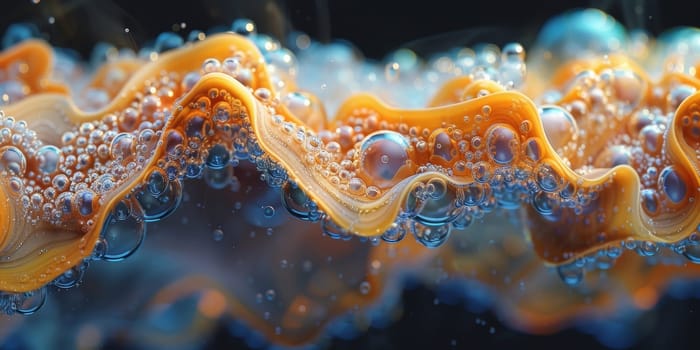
[1,7,700,348]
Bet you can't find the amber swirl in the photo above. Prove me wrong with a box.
[1,30,700,295]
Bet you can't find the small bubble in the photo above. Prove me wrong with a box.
[557,262,584,286]
[212,228,224,241]
[262,205,275,218]
[385,62,400,82]
[359,281,371,295]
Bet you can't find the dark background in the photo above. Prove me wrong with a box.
[2,0,700,349]
[0,0,690,60]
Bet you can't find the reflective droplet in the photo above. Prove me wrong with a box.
[147,169,168,196]
[36,145,61,174]
[639,124,664,154]
[15,288,46,315]
[0,146,26,176]
[486,125,518,165]
[638,241,659,257]
[212,228,224,242]
[100,205,146,262]
[231,18,257,36]
[206,144,230,169]
[412,221,451,248]
[611,69,644,112]
[384,62,400,82]
[75,190,96,216]
[539,105,577,151]
[557,262,584,286]
[659,166,686,203]
[52,264,85,289]
[359,281,371,295]
[535,162,563,192]
[110,133,135,161]
[359,131,410,189]
[136,178,183,222]
[641,189,658,214]
[262,205,275,218]
[381,222,406,243]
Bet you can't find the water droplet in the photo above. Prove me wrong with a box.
[231,18,257,36]
[36,145,61,174]
[53,264,85,289]
[136,179,183,222]
[0,146,26,176]
[539,105,577,151]
[659,166,687,203]
[412,221,451,248]
[359,131,410,188]
[557,262,584,286]
[359,281,371,295]
[100,205,146,262]
[535,162,563,192]
[381,222,406,243]
[206,145,230,169]
[147,169,168,196]
[384,62,400,82]
[486,125,518,165]
[15,288,46,315]
[265,289,276,301]
[212,228,224,241]
[262,205,275,218]
[110,133,135,162]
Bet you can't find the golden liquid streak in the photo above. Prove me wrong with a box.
[0,32,698,294]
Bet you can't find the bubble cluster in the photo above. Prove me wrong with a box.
[1,10,700,326]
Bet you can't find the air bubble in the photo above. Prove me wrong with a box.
[0,146,26,176]
[53,263,85,289]
[206,145,230,169]
[15,288,46,315]
[486,125,518,165]
[359,131,410,189]
[640,189,658,214]
[384,62,400,82]
[539,105,577,151]
[100,201,146,262]
[110,133,135,161]
[412,221,451,248]
[75,190,96,216]
[36,145,61,174]
[263,205,276,218]
[638,241,659,257]
[557,262,584,286]
[535,162,563,193]
[281,181,319,221]
[381,222,406,243]
[147,169,168,196]
[136,178,183,222]
[321,217,352,240]
[659,166,687,203]
[212,228,224,242]
[231,18,257,36]
[359,281,371,295]
[416,181,461,226]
